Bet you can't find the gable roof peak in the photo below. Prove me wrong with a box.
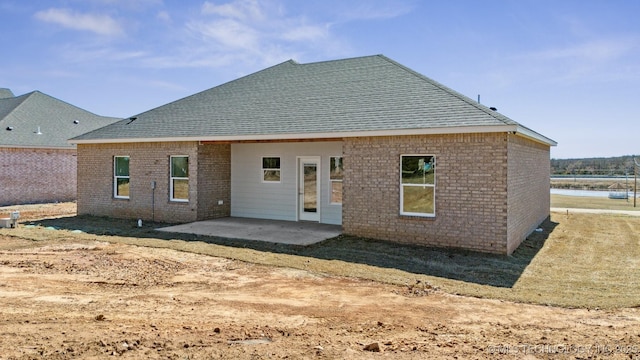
[288,54,387,67]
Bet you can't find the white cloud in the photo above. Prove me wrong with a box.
[79,0,162,10]
[34,8,124,36]
[157,10,171,23]
[57,43,146,63]
[528,38,637,63]
[183,0,345,68]
[188,18,260,51]
[337,2,413,21]
[282,24,329,42]
[201,0,264,21]
[498,36,640,86]
[43,0,405,71]
[146,79,188,92]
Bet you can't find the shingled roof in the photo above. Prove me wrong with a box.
[1,90,119,148]
[0,88,14,99]
[71,55,555,146]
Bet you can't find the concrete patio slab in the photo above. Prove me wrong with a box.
[157,217,342,246]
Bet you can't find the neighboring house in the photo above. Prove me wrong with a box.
[0,89,118,205]
[71,55,556,254]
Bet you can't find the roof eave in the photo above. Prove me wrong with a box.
[70,125,528,144]
[515,126,557,147]
[0,144,76,150]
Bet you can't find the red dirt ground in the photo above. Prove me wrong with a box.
[0,203,639,359]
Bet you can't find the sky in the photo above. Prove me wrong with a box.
[1,0,638,159]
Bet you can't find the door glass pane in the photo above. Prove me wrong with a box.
[303,163,317,213]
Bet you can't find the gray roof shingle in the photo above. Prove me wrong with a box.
[0,90,119,148]
[0,88,14,99]
[71,55,554,145]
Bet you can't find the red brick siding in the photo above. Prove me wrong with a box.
[77,142,201,223]
[343,133,510,254]
[0,147,77,206]
[75,135,550,254]
[506,135,551,253]
[196,143,231,220]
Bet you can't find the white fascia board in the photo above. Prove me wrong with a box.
[515,126,557,147]
[1,144,76,149]
[69,125,521,144]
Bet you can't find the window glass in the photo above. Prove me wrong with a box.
[115,156,129,177]
[330,157,343,180]
[170,156,189,201]
[171,156,189,178]
[262,157,280,169]
[402,185,434,214]
[114,156,130,199]
[400,155,435,216]
[401,156,434,185]
[262,157,281,182]
[330,156,343,204]
[116,178,130,198]
[330,181,342,204]
[172,179,189,200]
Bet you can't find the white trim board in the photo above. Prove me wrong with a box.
[70,125,557,147]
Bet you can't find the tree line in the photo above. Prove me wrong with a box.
[551,155,638,176]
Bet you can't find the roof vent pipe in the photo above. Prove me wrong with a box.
[477,94,480,104]
[35,126,42,135]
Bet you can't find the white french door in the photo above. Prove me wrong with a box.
[298,157,320,222]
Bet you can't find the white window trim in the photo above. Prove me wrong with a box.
[329,156,343,205]
[400,154,436,217]
[261,156,281,183]
[170,155,189,202]
[113,156,130,199]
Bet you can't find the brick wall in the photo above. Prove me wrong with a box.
[75,135,549,253]
[342,133,511,253]
[196,143,231,220]
[506,134,551,253]
[77,142,231,223]
[0,147,77,206]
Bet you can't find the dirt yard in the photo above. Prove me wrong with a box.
[1,204,640,359]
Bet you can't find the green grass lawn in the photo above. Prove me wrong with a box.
[551,194,640,211]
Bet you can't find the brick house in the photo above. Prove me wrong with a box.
[0,89,118,205]
[71,55,556,254]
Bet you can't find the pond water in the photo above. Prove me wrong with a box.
[550,189,634,198]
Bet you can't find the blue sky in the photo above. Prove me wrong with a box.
[1,0,638,159]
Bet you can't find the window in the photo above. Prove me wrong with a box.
[170,156,189,202]
[262,157,281,182]
[114,156,130,199]
[329,156,343,204]
[400,155,435,216]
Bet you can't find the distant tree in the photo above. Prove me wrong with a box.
[551,156,637,176]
